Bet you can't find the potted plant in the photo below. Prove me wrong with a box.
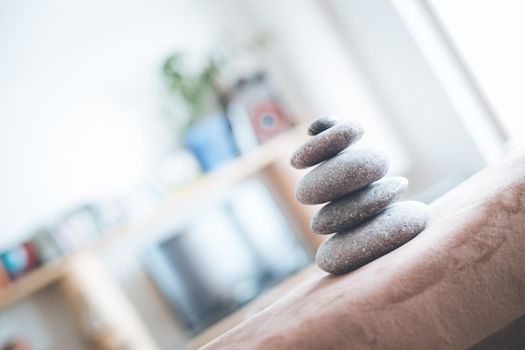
[162,53,238,172]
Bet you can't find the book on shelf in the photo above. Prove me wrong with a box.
[29,228,64,263]
[0,259,9,287]
[227,72,292,153]
[227,102,259,154]
[51,204,107,253]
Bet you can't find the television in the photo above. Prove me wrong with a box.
[144,180,310,333]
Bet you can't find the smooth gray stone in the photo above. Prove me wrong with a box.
[307,116,339,136]
[316,201,429,275]
[311,177,408,234]
[290,122,363,169]
[295,147,389,204]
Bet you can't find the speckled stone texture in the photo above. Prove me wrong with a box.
[311,177,408,234]
[291,122,363,169]
[316,201,429,275]
[292,117,429,276]
[307,116,339,136]
[295,147,389,204]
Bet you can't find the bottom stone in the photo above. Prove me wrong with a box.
[316,201,429,275]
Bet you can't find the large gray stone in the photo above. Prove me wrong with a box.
[316,201,429,275]
[290,121,363,169]
[295,147,389,204]
[311,177,408,234]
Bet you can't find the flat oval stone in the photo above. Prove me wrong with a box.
[295,147,389,204]
[311,177,408,234]
[316,201,429,275]
[290,122,364,169]
[307,116,338,136]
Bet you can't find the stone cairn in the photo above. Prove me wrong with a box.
[291,116,429,275]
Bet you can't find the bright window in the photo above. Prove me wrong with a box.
[429,0,525,145]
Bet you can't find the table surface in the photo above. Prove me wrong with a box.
[185,265,324,349]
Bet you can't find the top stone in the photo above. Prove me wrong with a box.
[307,116,339,136]
[291,121,364,169]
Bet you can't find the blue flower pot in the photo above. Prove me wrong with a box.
[184,113,239,172]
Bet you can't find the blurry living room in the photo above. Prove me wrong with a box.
[1,0,524,349]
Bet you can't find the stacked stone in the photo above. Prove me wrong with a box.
[291,117,429,275]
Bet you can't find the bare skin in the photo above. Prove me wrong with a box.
[203,148,525,350]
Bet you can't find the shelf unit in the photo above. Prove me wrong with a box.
[0,123,312,311]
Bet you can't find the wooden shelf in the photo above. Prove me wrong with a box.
[0,124,309,310]
[0,258,69,309]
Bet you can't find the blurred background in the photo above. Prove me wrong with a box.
[0,0,523,349]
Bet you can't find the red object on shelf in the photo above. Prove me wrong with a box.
[249,100,291,143]
[0,260,9,287]
[22,242,41,271]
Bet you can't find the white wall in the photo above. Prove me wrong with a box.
[429,0,525,145]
